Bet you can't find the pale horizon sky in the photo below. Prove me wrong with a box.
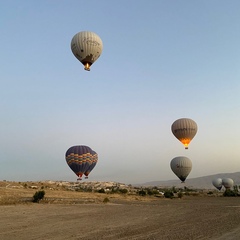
[1,1,240,184]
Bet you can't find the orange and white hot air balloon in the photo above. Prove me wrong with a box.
[171,118,197,149]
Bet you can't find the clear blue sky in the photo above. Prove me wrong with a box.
[1,1,240,184]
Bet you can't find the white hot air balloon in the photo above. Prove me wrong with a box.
[170,156,192,183]
[71,31,103,71]
[212,178,223,190]
[171,118,198,149]
[222,178,234,189]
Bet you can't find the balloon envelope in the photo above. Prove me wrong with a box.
[84,150,98,178]
[212,178,223,190]
[171,118,198,149]
[170,156,192,182]
[71,31,103,71]
[222,178,234,189]
[65,145,98,180]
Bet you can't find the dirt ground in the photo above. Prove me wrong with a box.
[1,194,240,240]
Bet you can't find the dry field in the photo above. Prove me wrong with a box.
[1,181,240,240]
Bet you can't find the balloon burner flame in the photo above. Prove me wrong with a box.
[84,63,91,71]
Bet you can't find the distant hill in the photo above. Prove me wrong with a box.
[140,172,240,189]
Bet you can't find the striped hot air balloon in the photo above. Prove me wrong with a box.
[65,145,98,180]
[84,150,98,179]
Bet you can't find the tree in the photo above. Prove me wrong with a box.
[32,190,45,203]
[223,189,238,197]
[138,189,146,196]
[164,190,174,199]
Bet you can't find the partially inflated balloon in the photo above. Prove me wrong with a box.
[170,156,192,182]
[65,145,98,180]
[71,31,103,71]
[171,118,197,149]
[222,178,234,189]
[212,178,223,190]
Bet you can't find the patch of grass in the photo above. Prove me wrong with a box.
[103,197,110,203]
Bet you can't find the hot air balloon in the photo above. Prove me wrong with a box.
[170,156,192,183]
[212,178,223,190]
[65,145,98,180]
[71,31,103,71]
[171,118,198,149]
[222,178,234,189]
[84,150,98,179]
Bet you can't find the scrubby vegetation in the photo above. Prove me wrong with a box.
[32,190,45,203]
[3,180,240,206]
[119,188,128,194]
[103,197,110,203]
[164,190,174,199]
[177,192,184,198]
[138,189,147,196]
[223,189,239,197]
[98,188,105,193]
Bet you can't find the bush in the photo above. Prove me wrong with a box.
[152,189,160,195]
[119,188,128,194]
[103,197,110,203]
[164,190,174,199]
[32,190,45,203]
[233,185,238,192]
[138,190,146,196]
[110,188,118,193]
[223,189,238,197]
[177,192,183,198]
[98,188,105,193]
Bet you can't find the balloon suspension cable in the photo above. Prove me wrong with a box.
[84,63,91,71]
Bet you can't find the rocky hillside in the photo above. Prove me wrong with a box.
[1,172,240,191]
[140,172,240,189]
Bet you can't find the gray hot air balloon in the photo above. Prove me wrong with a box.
[171,118,198,149]
[170,156,192,183]
[212,178,223,190]
[71,31,103,71]
[222,178,234,189]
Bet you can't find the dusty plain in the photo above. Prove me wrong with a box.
[0,181,240,240]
